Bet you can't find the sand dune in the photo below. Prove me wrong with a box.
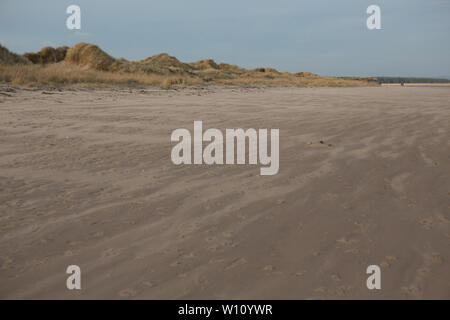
[0,85,448,299]
[0,43,377,87]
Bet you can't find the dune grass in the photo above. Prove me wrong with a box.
[0,42,377,88]
[0,44,30,65]
[0,63,203,87]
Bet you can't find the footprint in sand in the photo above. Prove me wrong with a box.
[262,265,275,273]
[93,231,104,238]
[417,268,430,277]
[118,288,137,297]
[226,257,247,270]
[170,260,181,267]
[336,237,358,247]
[101,248,120,258]
[390,172,410,194]
[0,256,13,270]
[419,217,434,230]
[403,252,442,299]
[380,256,397,268]
[402,285,422,299]
[205,236,237,252]
[419,215,448,230]
[294,270,307,277]
[170,252,196,267]
[314,283,352,297]
[380,255,398,268]
[345,248,360,254]
[424,252,443,264]
[64,250,75,257]
[308,141,333,147]
[180,252,196,259]
[330,274,342,282]
[418,147,439,167]
[208,258,225,264]
[314,287,327,294]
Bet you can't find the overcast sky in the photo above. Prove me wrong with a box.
[1,0,449,77]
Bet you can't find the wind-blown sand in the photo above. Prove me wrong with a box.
[0,85,448,299]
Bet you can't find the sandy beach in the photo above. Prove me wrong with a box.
[0,85,449,299]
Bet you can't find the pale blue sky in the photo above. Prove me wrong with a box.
[1,0,449,77]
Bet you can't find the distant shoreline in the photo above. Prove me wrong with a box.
[381,83,450,87]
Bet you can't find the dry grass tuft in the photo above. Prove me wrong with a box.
[189,59,220,71]
[65,42,116,71]
[139,53,192,74]
[0,62,202,87]
[23,46,69,64]
[0,44,30,65]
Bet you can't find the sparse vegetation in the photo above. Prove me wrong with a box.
[0,42,378,87]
